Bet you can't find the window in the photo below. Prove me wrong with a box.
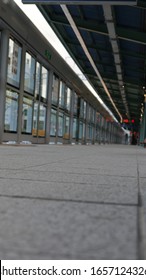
[32,103,46,137]
[52,74,59,106]
[88,124,93,140]
[90,107,94,123]
[24,52,35,94]
[7,38,22,88]
[22,97,33,134]
[35,62,41,99]
[32,102,38,136]
[80,99,84,118]
[50,109,57,136]
[38,104,46,137]
[83,123,85,139]
[41,66,48,100]
[4,89,18,132]
[59,81,65,108]
[64,115,70,139]
[83,101,86,119]
[92,108,95,123]
[66,87,71,111]
[73,92,78,115]
[58,112,64,137]
[88,105,92,121]
[73,118,77,138]
[79,121,83,139]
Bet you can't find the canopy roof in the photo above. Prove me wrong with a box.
[22,0,146,129]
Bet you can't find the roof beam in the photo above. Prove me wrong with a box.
[43,11,146,45]
[22,0,137,5]
[61,4,123,121]
[86,3,131,119]
[89,73,146,87]
[67,39,146,59]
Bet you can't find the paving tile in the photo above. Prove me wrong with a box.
[0,176,137,204]
[0,144,145,259]
[0,197,137,260]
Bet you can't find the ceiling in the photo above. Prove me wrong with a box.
[22,0,146,129]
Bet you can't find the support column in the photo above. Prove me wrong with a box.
[45,70,53,144]
[0,30,9,143]
[93,110,96,144]
[76,97,80,143]
[69,89,74,144]
[142,94,146,147]
[17,45,26,144]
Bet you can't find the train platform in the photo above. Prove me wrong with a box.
[0,143,146,260]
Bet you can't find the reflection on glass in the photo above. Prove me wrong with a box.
[83,123,85,139]
[32,102,38,136]
[38,104,46,137]
[24,52,35,94]
[88,124,93,140]
[7,38,22,88]
[58,112,64,137]
[79,121,83,139]
[88,106,93,122]
[92,109,95,123]
[66,87,71,111]
[22,97,33,134]
[83,101,86,119]
[52,74,59,106]
[73,118,77,138]
[41,67,48,99]
[50,109,57,136]
[64,115,70,139]
[4,89,18,132]
[35,62,41,98]
[59,81,65,108]
[88,106,90,121]
[73,92,78,115]
[80,99,84,118]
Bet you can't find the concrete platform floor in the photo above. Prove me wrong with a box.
[0,143,146,259]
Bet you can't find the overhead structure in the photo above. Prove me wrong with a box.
[22,0,146,130]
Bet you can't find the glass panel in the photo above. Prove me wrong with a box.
[24,52,35,94]
[73,118,77,138]
[73,92,78,115]
[90,107,94,122]
[32,102,38,136]
[88,106,92,121]
[52,74,59,106]
[35,62,41,99]
[80,99,84,118]
[59,81,65,108]
[7,39,22,88]
[22,97,33,133]
[66,87,71,111]
[41,66,48,99]
[101,116,104,127]
[88,124,93,139]
[83,123,85,139]
[83,101,86,119]
[50,109,57,136]
[58,112,64,137]
[79,121,83,139]
[64,115,70,139]
[4,89,18,132]
[38,104,46,137]
[92,109,95,123]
